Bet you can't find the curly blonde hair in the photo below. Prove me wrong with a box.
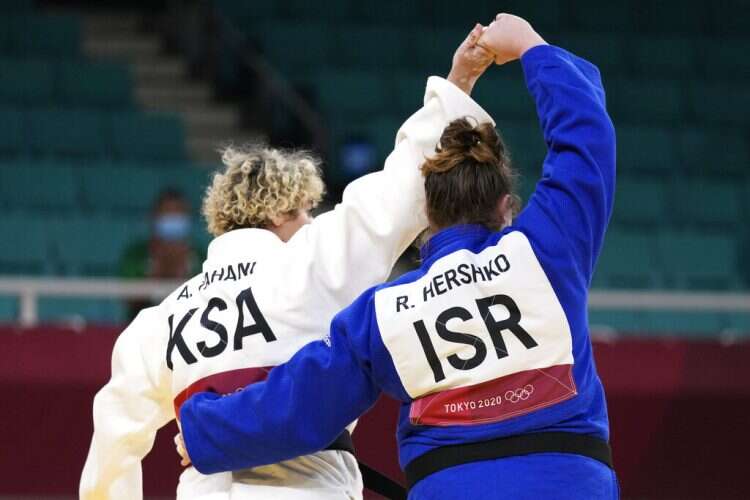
[203,144,325,237]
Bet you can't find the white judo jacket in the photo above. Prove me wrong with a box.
[79,76,493,500]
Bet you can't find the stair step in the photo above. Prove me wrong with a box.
[136,85,214,106]
[72,7,255,163]
[185,122,250,141]
[83,13,142,37]
[182,108,241,129]
[189,133,265,163]
[136,97,240,130]
[84,36,162,60]
[132,59,187,84]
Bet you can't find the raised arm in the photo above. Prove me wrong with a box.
[180,300,380,474]
[80,309,173,500]
[288,26,495,303]
[482,14,616,281]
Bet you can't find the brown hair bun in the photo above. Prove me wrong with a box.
[421,117,519,231]
[422,118,503,174]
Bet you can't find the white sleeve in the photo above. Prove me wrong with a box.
[289,76,495,303]
[79,308,173,500]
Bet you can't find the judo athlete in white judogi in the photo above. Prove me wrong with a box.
[79,25,495,500]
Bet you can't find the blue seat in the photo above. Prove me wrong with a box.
[0,19,9,54]
[0,108,25,157]
[708,0,750,36]
[631,36,695,77]
[588,310,647,334]
[670,180,742,228]
[500,0,562,32]
[365,116,401,163]
[326,116,380,187]
[608,78,684,123]
[27,109,106,158]
[80,165,166,212]
[657,231,740,289]
[0,58,56,106]
[497,121,546,175]
[407,27,465,74]
[571,2,634,32]
[562,34,627,75]
[110,112,186,161]
[0,0,33,11]
[389,72,428,117]
[635,1,706,34]
[595,230,660,288]
[724,314,750,336]
[314,70,390,119]
[0,296,18,322]
[0,161,78,210]
[0,212,53,275]
[355,1,418,24]
[168,164,213,212]
[612,178,667,226]
[51,213,142,276]
[698,39,750,79]
[277,0,355,22]
[689,82,750,125]
[214,0,278,25]
[677,127,749,176]
[37,297,125,324]
[591,310,726,338]
[7,15,80,58]
[616,126,678,172]
[255,22,335,72]
[58,61,132,108]
[640,311,725,338]
[334,25,408,71]
[474,76,536,121]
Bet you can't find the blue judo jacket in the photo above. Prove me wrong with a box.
[181,44,616,481]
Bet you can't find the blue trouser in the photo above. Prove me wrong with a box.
[408,452,619,500]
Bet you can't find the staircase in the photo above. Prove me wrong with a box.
[80,12,260,163]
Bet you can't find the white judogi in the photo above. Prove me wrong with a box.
[79,76,492,500]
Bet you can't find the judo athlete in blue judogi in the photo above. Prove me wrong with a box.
[180,14,619,499]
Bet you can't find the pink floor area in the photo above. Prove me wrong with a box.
[1,325,749,499]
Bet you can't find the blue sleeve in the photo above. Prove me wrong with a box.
[514,45,616,283]
[179,309,381,474]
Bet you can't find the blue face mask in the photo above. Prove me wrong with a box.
[154,214,191,241]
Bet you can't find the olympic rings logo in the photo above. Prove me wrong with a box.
[504,384,534,403]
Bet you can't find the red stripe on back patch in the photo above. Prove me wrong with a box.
[173,366,274,417]
[409,364,577,426]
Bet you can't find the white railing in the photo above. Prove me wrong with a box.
[0,277,749,328]
[0,278,181,327]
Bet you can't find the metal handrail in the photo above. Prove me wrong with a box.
[0,278,180,327]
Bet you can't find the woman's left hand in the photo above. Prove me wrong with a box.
[447,23,494,95]
[174,432,192,467]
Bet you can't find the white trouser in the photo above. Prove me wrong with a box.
[177,450,363,500]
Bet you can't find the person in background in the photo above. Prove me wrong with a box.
[120,189,204,320]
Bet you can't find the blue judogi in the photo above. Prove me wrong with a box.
[181,44,618,499]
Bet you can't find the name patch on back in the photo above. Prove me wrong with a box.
[375,231,576,426]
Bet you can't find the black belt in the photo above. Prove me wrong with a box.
[405,431,613,490]
[325,430,355,454]
[326,432,408,499]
